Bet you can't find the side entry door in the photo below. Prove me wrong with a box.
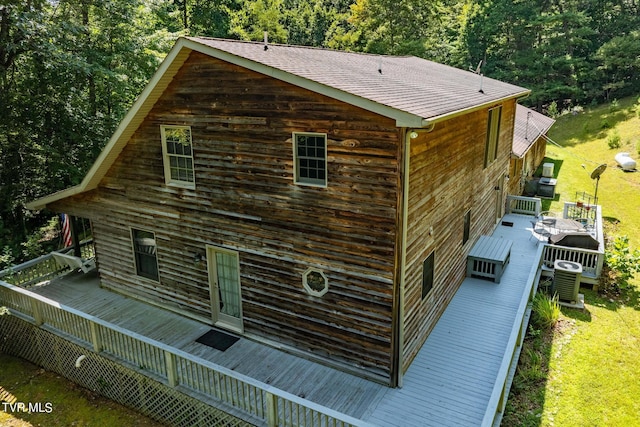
[207,246,243,333]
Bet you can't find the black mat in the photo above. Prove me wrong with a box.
[195,329,240,351]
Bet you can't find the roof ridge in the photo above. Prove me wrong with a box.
[186,36,415,59]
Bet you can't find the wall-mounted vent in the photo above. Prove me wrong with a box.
[553,260,582,302]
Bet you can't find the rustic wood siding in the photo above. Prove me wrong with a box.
[52,51,401,382]
[402,101,517,372]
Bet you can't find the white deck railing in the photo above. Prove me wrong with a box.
[505,197,604,283]
[0,241,95,288]
[0,280,368,427]
[505,195,542,217]
[541,245,603,284]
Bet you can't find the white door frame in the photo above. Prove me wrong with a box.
[206,245,244,333]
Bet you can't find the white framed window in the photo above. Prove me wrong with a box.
[161,125,195,188]
[293,132,327,187]
[484,106,502,168]
[302,268,329,297]
[131,228,159,282]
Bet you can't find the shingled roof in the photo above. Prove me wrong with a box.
[512,105,555,158]
[189,37,529,125]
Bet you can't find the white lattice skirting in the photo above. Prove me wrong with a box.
[0,315,253,427]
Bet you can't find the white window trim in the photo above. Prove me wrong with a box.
[161,125,196,189]
[293,132,328,188]
[302,267,329,297]
[484,106,502,168]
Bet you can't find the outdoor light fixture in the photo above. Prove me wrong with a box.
[194,252,203,264]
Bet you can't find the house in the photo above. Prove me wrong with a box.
[27,37,529,387]
[509,105,555,196]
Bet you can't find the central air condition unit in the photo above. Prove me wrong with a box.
[552,260,582,302]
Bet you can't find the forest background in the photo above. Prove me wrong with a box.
[1,0,640,265]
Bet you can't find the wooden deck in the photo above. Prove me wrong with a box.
[22,213,540,426]
[366,214,539,426]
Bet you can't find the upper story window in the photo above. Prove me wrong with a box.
[132,228,159,281]
[484,106,502,168]
[161,125,195,188]
[293,133,327,187]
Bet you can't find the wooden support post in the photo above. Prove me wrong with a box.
[165,351,178,387]
[30,299,43,326]
[266,392,277,427]
[90,321,101,352]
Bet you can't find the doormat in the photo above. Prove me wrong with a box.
[195,329,240,352]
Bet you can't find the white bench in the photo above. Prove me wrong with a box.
[466,236,513,283]
[52,252,96,274]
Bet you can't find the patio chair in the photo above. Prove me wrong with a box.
[52,251,96,274]
[530,221,553,244]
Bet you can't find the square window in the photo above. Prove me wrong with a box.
[294,133,327,186]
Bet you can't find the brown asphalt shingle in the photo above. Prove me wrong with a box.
[188,37,530,122]
[513,105,555,157]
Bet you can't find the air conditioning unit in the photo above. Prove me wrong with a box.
[552,260,582,303]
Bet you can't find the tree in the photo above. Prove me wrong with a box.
[596,32,640,100]
[230,0,288,42]
[333,0,444,55]
[0,0,175,262]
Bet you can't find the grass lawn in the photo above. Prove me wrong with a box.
[503,96,640,426]
[0,353,165,426]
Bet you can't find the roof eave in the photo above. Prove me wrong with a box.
[421,89,532,129]
[26,185,84,211]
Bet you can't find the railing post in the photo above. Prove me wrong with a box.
[165,351,178,387]
[90,321,101,352]
[266,392,277,427]
[30,299,43,326]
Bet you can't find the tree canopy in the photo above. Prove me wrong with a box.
[1,0,639,264]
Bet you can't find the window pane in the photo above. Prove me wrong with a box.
[162,126,195,186]
[295,134,327,185]
[463,210,471,244]
[422,252,435,299]
[216,252,241,318]
[133,229,158,281]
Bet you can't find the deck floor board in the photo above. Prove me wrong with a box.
[23,214,539,425]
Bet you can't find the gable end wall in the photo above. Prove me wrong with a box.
[51,51,402,383]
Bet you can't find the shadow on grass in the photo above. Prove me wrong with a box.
[502,306,554,426]
[551,104,637,148]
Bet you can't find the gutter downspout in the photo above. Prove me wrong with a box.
[393,124,435,388]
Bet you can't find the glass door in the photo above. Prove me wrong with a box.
[207,246,243,333]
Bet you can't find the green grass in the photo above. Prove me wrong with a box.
[503,96,640,426]
[0,353,165,427]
